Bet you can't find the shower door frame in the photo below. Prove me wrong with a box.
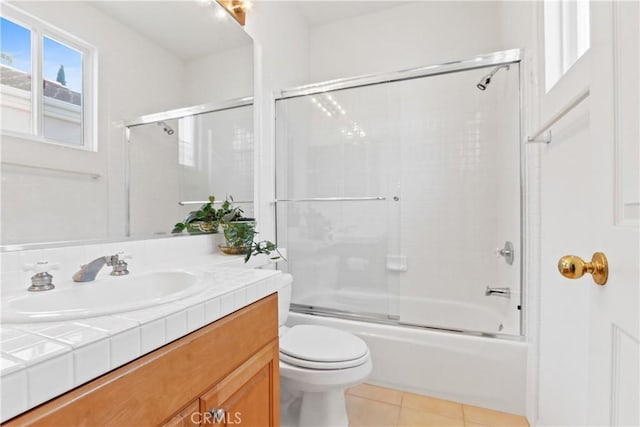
[274,49,527,338]
[123,96,254,238]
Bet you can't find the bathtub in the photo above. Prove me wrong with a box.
[286,311,527,415]
[294,287,520,335]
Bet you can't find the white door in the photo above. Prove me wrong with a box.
[536,1,639,426]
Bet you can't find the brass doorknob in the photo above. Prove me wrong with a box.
[558,252,608,285]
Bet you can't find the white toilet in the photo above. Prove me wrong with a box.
[276,274,372,427]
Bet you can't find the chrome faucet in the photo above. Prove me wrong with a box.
[73,254,130,282]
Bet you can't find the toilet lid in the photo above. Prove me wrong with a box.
[279,325,369,363]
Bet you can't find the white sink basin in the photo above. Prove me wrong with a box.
[1,271,205,323]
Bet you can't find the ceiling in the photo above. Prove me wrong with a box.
[293,1,410,27]
[91,1,252,62]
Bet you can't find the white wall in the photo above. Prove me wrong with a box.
[308,1,503,82]
[184,45,253,105]
[244,2,311,242]
[495,1,541,423]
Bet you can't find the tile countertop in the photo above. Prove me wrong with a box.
[0,259,284,422]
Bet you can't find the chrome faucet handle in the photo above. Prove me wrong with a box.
[105,254,120,266]
[110,253,131,276]
[24,261,59,292]
[495,241,514,265]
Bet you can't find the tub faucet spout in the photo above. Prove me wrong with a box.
[73,255,119,282]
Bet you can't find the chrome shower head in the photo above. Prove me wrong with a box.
[477,79,490,91]
[476,64,510,91]
[157,121,175,135]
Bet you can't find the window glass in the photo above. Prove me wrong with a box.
[42,35,83,145]
[0,16,32,133]
[544,0,590,92]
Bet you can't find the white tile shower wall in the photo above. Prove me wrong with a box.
[1,1,186,244]
[393,68,520,330]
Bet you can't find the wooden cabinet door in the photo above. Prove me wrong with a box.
[200,340,279,427]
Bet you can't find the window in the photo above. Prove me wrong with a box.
[0,5,95,149]
[544,0,590,92]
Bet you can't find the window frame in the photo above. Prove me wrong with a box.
[1,4,97,151]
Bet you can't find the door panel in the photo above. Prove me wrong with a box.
[537,1,639,425]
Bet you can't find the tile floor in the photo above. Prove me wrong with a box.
[345,384,529,427]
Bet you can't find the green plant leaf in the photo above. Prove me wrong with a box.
[172,222,186,233]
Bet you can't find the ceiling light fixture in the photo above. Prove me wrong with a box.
[216,0,251,26]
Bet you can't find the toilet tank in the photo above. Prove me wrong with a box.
[277,273,293,326]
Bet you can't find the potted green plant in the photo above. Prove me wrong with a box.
[220,219,286,263]
[218,206,285,263]
[172,196,236,234]
[219,218,255,254]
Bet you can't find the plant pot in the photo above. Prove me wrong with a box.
[218,245,249,255]
[185,221,219,234]
[221,220,255,251]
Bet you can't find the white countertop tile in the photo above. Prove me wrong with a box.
[1,369,28,420]
[0,264,283,421]
[0,355,25,375]
[72,315,139,334]
[0,326,30,342]
[31,323,109,348]
[2,334,72,365]
[114,301,186,324]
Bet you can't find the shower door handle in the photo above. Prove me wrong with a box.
[485,287,511,298]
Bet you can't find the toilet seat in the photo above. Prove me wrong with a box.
[280,325,369,370]
[280,349,370,370]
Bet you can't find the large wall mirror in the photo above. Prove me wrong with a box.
[1,1,253,248]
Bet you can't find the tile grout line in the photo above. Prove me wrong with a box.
[347,391,403,408]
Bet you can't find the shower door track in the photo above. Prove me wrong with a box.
[290,304,524,341]
[275,49,522,100]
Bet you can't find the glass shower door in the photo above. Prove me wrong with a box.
[275,62,521,335]
[275,83,402,319]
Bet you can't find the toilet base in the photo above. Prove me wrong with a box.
[300,389,348,427]
[282,390,348,427]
